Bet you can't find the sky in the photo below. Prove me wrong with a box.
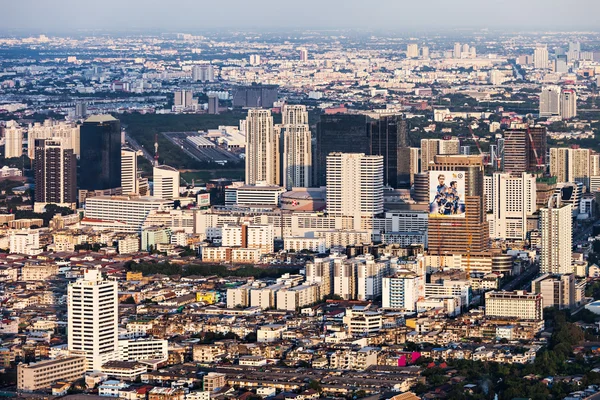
[2,0,599,34]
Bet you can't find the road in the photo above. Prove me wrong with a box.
[124,132,155,165]
[501,263,539,291]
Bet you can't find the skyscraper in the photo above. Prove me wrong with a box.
[453,42,462,58]
[561,89,577,120]
[326,153,383,228]
[192,64,215,82]
[368,114,410,188]
[174,90,193,108]
[540,195,573,274]
[207,95,219,115]
[421,138,460,170]
[34,139,77,211]
[534,45,549,69]
[282,104,309,125]
[27,120,80,159]
[3,121,23,159]
[244,109,279,185]
[153,165,180,200]
[280,105,311,190]
[121,148,138,195]
[539,86,561,117]
[502,125,547,174]
[549,147,590,186]
[406,44,419,58]
[298,48,308,62]
[68,269,118,371]
[79,115,121,190]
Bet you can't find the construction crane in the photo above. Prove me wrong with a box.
[526,126,544,168]
[468,125,489,164]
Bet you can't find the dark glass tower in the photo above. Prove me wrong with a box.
[368,114,409,188]
[34,139,77,205]
[79,115,121,190]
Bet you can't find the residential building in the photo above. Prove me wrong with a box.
[531,273,576,309]
[561,89,577,119]
[121,148,139,195]
[382,271,424,311]
[540,195,573,274]
[17,356,87,392]
[244,109,279,185]
[539,86,561,117]
[153,165,180,200]
[4,121,23,158]
[484,290,543,320]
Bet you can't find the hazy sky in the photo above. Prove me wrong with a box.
[3,0,599,34]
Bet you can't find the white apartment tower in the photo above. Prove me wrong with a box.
[550,147,590,187]
[305,257,333,299]
[121,148,138,195]
[539,86,561,117]
[407,44,419,58]
[561,89,577,120]
[27,119,80,158]
[534,45,549,69]
[153,165,179,200]
[281,105,311,189]
[332,255,355,300]
[4,121,23,159]
[487,172,537,240]
[326,153,383,228]
[68,269,118,371]
[245,109,279,185]
[540,195,573,274]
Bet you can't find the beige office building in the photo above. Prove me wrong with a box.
[18,356,86,392]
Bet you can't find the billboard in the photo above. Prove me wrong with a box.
[428,170,466,218]
[198,193,211,207]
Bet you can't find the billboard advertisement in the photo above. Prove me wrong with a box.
[428,170,466,218]
[198,193,211,207]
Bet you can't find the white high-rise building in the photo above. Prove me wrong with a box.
[407,44,419,58]
[550,147,590,187]
[453,42,462,58]
[27,120,80,158]
[249,55,261,66]
[326,153,383,227]
[282,104,308,125]
[487,172,537,240]
[121,148,138,195]
[534,45,549,69]
[382,271,423,311]
[561,89,577,120]
[332,254,354,300]
[305,257,333,299]
[192,64,215,82]
[355,255,389,301]
[68,269,118,371]
[540,195,573,274]
[539,86,561,117]
[245,109,279,185]
[4,121,23,159]
[153,165,179,200]
[280,105,311,190]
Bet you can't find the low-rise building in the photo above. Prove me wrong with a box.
[17,356,87,392]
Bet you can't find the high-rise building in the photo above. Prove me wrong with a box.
[68,269,118,371]
[207,95,219,115]
[382,271,424,311]
[427,155,489,256]
[232,85,278,108]
[355,255,389,301]
[153,165,180,200]
[249,54,261,66]
[453,42,462,58]
[298,47,308,62]
[534,45,549,69]
[421,46,430,58]
[368,114,410,188]
[326,153,384,224]
[305,257,333,299]
[3,121,23,159]
[121,148,138,195]
[421,138,460,171]
[34,139,77,210]
[282,124,311,190]
[75,102,87,119]
[79,115,121,190]
[333,256,355,300]
[315,114,369,186]
[540,194,572,274]
[244,109,279,186]
[410,147,421,185]
[550,147,590,187]
[406,44,419,58]
[561,89,577,119]
[531,273,575,309]
[27,120,80,158]
[192,64,215,82]
[555,55,568,73]
[282,104,309,125]
[539,86,561,117]
[502,125,547,174]
[486,172,536,240]
[174,90,193,108]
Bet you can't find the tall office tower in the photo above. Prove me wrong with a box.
[333,257,356,300]
[540,194,572,274]
[561,89,577,120]
[421,46,430,58]
[427,155,489,256]
[549,147,590,187]
[27,120,80,158]
[249,54,261,66]
[555,55,568,73]
[368,114,410,188]
[539,86,561,117]
[298,47,308,62]
[80,115,121,190]
[244,109,279,185]
[153,165,180,200]
[121,148,138,195]
[282,124,312,190]
[502,125,547,174]
[453,42,462,58]
[406,43,419,58]
[192,64,215,82]
[174,90,193,108]
[68,269,118,371]
[75,102,87,119]
[208,95,219,115]
[3,121,23,159]
[567,41,580,60]
[34,139,77,210]
[315,114,369,186]
[420,138,460,170]
[305,257,333,299]
[487,172,537,240]
[282,104,309,125]
[534,45,549,69]
[326,153,384,224]
[410,147,421,185]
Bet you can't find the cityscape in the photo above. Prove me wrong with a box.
[3,2,600,400]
